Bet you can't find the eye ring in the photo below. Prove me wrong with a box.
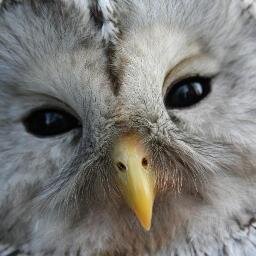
[23,108,82,138]
[164,76,212,109]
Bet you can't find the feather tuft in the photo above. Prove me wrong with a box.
[241,0,256,18]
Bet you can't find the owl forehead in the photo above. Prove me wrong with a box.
[0,0,254,43]
[108,0,251,82]
[107,0,256,48]
[113,28,200,93]
[0,0,254,100]
[0,0,111,109]
[0,0,120,42]
[116,1,224,34]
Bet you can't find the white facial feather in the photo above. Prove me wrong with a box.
[241,0,256,17]
[62,0,88,10]
[97,0,119,41]
[64,0,120,42]
[1,0,256,256]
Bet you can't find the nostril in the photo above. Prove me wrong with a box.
[116,162,127,172]
[142,157,148,169]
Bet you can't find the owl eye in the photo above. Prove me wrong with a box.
[23,109,81,137]
[164,76,211,109]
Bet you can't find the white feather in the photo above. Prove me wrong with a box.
[241,0,256,17]
[97,0,119,42]
[62,0,89,11]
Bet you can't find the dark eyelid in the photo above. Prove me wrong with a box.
[18,94,81,124]
[23,108,82,138]
[165,74,216,96]
[22,104,81,125]
[165,74,201,95]
[163,54,219,96]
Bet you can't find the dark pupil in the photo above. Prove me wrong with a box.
[24,109,80,137]
[164,77,211,109]
[175,82,202,102]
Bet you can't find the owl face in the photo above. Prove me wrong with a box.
[0,0,115,249]
[1,0,256,255]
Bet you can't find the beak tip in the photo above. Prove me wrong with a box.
[143,224,151,232]
[136,211,152,231]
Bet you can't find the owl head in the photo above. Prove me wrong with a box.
[1,0,256,255]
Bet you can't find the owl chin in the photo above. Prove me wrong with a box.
[38,179,254,255]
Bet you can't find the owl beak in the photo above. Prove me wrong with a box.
[112,134,156,231]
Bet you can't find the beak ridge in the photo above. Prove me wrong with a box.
[112,134,156,231]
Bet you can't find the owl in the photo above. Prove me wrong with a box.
[1,0,256,255]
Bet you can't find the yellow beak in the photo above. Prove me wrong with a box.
[112,134,156,231]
